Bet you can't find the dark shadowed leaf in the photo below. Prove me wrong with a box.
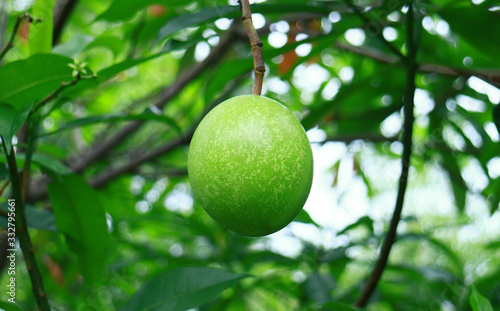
[438,4,500,61]
[0,103,33,152]
[47,174,109,283]
[120,267,250,311]
[153,3,333,47]
[469,286,494,311]
[338,216,374,235]
[32,153,71,175]
[322,301,362,311]
[0,203,57,231]
[0,300,24,311]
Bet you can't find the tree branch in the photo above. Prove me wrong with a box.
[52,0,79,45]
[321,134,398,144]
[334,42,500,88]
[69,29,235,173]
[354,2,418,307]
[90,132,192,188]
[30,74,84,116]
[0,13,39,62]
[1,140,51,311]
[239,0,265,95]
[89,75,244,188]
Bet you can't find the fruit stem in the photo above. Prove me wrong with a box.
[239,0,265,95]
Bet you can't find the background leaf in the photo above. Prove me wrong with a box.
[29,0,56,54]
[120,267,250,311]
[469,286,494,311]
[47,174,109,283]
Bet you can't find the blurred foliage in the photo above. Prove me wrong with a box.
[0,0,500,310]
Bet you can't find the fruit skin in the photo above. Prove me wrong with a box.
[188,95,313,236]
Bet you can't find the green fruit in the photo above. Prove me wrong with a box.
[188,95,313,236]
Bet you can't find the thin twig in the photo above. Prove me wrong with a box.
[239,0,265,95]
[30,75,83,116]
[343,0,406,60]
[0,179,10,196]
[0,13,30,62]
[353,1,417,307]
[1,140,51,311]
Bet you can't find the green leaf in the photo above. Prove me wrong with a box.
[29,0,56,55]
[62,54,164,97]
[32,152,71,175]
[47,174,109,283]
[493,104,500,133]
[303,272,335,303]
[0,103,33,153]
[438,4,500,61]
[0,203,57,231]
[98,0,161,22]
[440,151,467,212]
[0,54,73,108]
[294,209,320,227]
[0,162,8,179]
[52,34,95,58]
[322,301,361,311]
[204,59,252,104]
[338,216,374,235]
[153,5,239,47]
[469,286,494,311]
[39,111,181,137]
[0,300,24,311]
[120,267,250,311]
[153,3,333,47]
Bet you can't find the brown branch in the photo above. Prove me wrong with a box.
[0,13,38,62]
[1,141,51,311]
[354,2,417,307]
[321,134,398,144]
[334,42,500,88]
[52,0,79,45]
[30,75,83,116]
[239,0,265,95]
[69,29,235,174]
[90,133,192,188]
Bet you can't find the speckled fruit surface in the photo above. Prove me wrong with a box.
[188,95,313,236]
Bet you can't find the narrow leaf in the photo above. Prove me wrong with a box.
[47,174,109,283]
[52,34,95,58]
[439,4,500,61]
[469,286,494,311]
[32,152,71,175]
[0,103,33,153]
[120,267,250,311]
[0,203,56,231]
[39,112,181,137]
[153,3,333,47]
[0,54,73,108]
[322,301,361,311]
[29,0,56,54]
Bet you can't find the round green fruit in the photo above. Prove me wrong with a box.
[188,95,313,236]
